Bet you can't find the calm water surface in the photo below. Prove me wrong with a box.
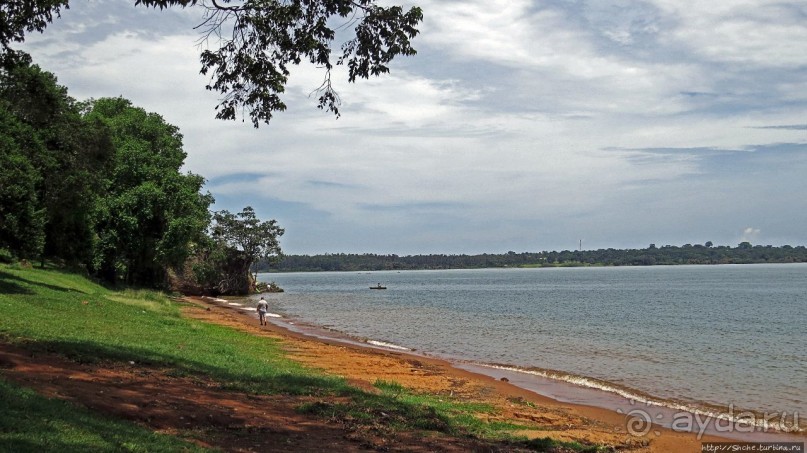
[257,264,806,422]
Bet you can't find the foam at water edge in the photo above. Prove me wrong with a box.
[266,313,282,318]
[483,364,803,433]
[201,296,228,303]
[366,340,411,351]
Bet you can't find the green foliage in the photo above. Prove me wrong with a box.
[213,207,283,264]
[0,108,45,258]
[192,206,283,295]
[172,0,422,126]
[85,97,213,287]
[0,1,69,53]
[0,247,13,263]
[1,62,214,285]
[0,57,114,266]
[3,0,422,127]
[189,242,252,295]
[0,56,278,292]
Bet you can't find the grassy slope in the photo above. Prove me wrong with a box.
[0,264,600,452]
[0,379,207,453]
[0,264,339,395]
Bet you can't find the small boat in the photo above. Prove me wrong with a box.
[370,284,387,290]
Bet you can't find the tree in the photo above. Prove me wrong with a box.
[213,207,282,261]
[86,97,213,286]
[1,55,113,265]
[0,107,46,259]
[2,0,423,127]
[187,207,283,295]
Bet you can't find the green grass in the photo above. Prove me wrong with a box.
[0,264,346,396]
[0,263,349,451]
[298,379,605,451]
[0,263,607,452]
[0,378,208,453]
[370,379,513,436]
[368,379,608,451]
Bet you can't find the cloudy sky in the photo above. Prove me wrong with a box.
[20,0,807,255]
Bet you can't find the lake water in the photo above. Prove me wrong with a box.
[256,264,806,433]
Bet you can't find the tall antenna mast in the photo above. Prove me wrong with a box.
[579,239,582,251]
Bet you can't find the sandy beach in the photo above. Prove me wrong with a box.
[184,296,745,452]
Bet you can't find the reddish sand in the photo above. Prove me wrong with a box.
[0,296,737,452]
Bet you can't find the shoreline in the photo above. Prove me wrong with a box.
[271,304,806,442]
[193,296,804,450]
[253,265,807,440]
[218,295,806,440]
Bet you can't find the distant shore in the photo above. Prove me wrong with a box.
[261,245,807,272]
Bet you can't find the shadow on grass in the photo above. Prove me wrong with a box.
[11,339,495,443]
[5,338,603,452]
[0,270,35,295]
[0,270,87,295]
[0,378,207,452]
[16,337,352,397]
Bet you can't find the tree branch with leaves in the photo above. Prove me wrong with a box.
[3,0,422,127]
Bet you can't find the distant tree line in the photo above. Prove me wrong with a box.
[260,242,807,272]
[0,53,281,294]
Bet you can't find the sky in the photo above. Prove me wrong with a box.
[19,0,807,255]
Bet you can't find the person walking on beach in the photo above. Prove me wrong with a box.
[256,296,269,326]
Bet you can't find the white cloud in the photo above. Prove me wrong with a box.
[654,1,807,67]
[16,0,807,253]
[741,227,762,243]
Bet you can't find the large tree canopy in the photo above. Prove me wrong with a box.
[86,97,213,286]
[2,54,278,292]
[2,0,422,127]
[0,56,113,264]
[0,107,45,259]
